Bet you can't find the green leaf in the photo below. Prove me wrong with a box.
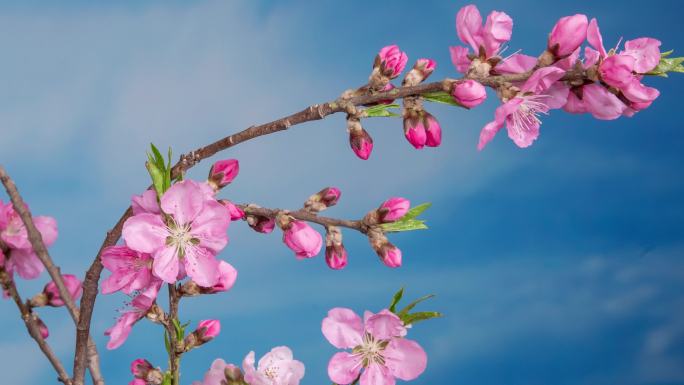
[365,103,401,118]
[423,91,463,107]
[400,311,443,326]
[380,219,428,232]
[164,330,171,355]
[161,372,173,385]
[147,161,166,198]
[172,319,185,342]
[400,202,432,221]
[397,294,435,317]
[388,287,404,313]
[645,50,684,77]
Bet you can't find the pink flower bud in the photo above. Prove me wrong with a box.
[43,274,83,307]
[403,58,436,86]
[348,118,374,160]
[197,319,221,341]
[203,260,238,294]
[37,317,49,339]
[599,54,636,89]
[424,112,442,148]
[220,199,245,221]
[451,80,487,108]
[208,159,240,190]
[379,197,410,223]
[548,14,589,58]
[380,243,402,268]
[130,358,154,378]
[325,244,348,270]
[304,187,342,213]
[282,221,323,259]
[376,45,408,79]
[246,215,275,233]
[403,113,427,149]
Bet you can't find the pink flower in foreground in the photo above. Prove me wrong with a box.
[379,198,410,223]
[122,180,230,287]
[100,245,154,295]
[322,308,427,385]
[193,359,243,385]
[376,45,408,79]
[208,159,240,190]
[451,79,487,108]
[243,346,305,385]
[282,221,322,259]
[43,274,82,307]
[478,67,567,149]
[547,14,588,58]
[0,201,58,279]
[105,283,160,350]
[450,5,513,73]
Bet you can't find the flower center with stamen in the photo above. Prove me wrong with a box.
[165,221,197,258]
[263,365,280,381]
[353,333,388,367]
[508,94,550,139]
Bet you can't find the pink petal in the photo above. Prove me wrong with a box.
[360,363,395,385]
[495,54,536,74]
[622,80,660,104]
[328,352,362,385]
[105,312,139,350]
[34,216,58,246]
[122,213,167,254]
[545,82,570,109]
[563,91,587,114]
[478,98,522,150]
[183,246,219,287]
[190,199,230,253]
[521,67,566,94]
[506,114,540,148]
[482,10,513,56]
[160,180,205,225]
[152,246,180,284]
[456,4,484,52]
[583,47,600,69]
[624,37,662,73]
[449,46,471,73]
[383,338,428,381]
[7,248,44,279]
[582,84,627,120]
[587,18,606,58]
[365,310,406,340]
[131,190,160,215]
[322,308,364,349]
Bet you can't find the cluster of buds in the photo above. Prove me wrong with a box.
[362,197,411,268]
[401,58,442,149]
[278,214,323,259]
[129,358,164,385]
[324,226,347,270]
[29,274,83,308]
[303,187,341,213]
[184,319,221,351]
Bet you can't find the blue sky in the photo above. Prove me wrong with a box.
[1,1,683,384]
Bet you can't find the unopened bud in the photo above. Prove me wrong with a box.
[347,117,373,160]
[378,197,410,223]
[403,109,427,149]
[375,45,408,79]
[403,58,436,87]
[325,226,348,270]
[304,187,342,213]
[185,320,221,351]
[368,229,402,268]
[282,220,323,259]
[219,199,245,221]
[547,14,589,58]
[130,358,153,378]
[451,80,487,108]
[41,274,83,307]
[36,317,49,339]
[208,159,240,190]
[424,111,442,148]
[245,206,276,234]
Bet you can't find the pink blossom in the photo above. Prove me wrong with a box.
[243,346,305,385]
[379,198,410,223]
[122,180,231,287]
[0,202,58,280]
[478,67,567,149]
[43,274,82,307]
[451,80,487,108]
[282,221,322,259]
[208,159,240,190]
[131,190,160,215]
[376,45,408,79]
[548,14,588,57]
[326,244,348,270]
[424,112,442,148]
[201,260,237,294]
[450,5,513,73]
[623,37,662,73]
[130,358,153,378]
[100,245,154,295]
[105,283,160,350]
[197,319,221,341]
[403,114,427,149]
[495,53,537,74]
[193,359,243,385]
[322,308,427,385]
[349,125,374,160]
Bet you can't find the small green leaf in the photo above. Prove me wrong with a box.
[161,372,172,385]
[164,330,171,355]
[423,91,463,107]
[150,143,166,171]
[645,50,684,77]
[147,161,166,198]
[172,319,185,341]
[388,287,404,313]
[380,219,428,232]
[400,202,432,221]
[400,311,443,326]
[397,294,435,317]
[365,103,401,118]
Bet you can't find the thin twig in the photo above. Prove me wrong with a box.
[0,165,104,385]
[241,205,368,233]
[73,66,592,385]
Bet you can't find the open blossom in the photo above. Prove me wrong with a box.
[478,67,567,149]
[0,201,58,279]
[375,45,408,79]
[282,221,322,259]
[243,346,305,385]
[122,179,231,287]
[193,359,244,385]
[322,308,427,385]
[547,14,588,58]
[43,274,82,307]
[105,283,160,349]
[451,79,487,108]
[450,4,513,74]
[379,198,410,223]
[101,245,154,295]
[208,159,240,190]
